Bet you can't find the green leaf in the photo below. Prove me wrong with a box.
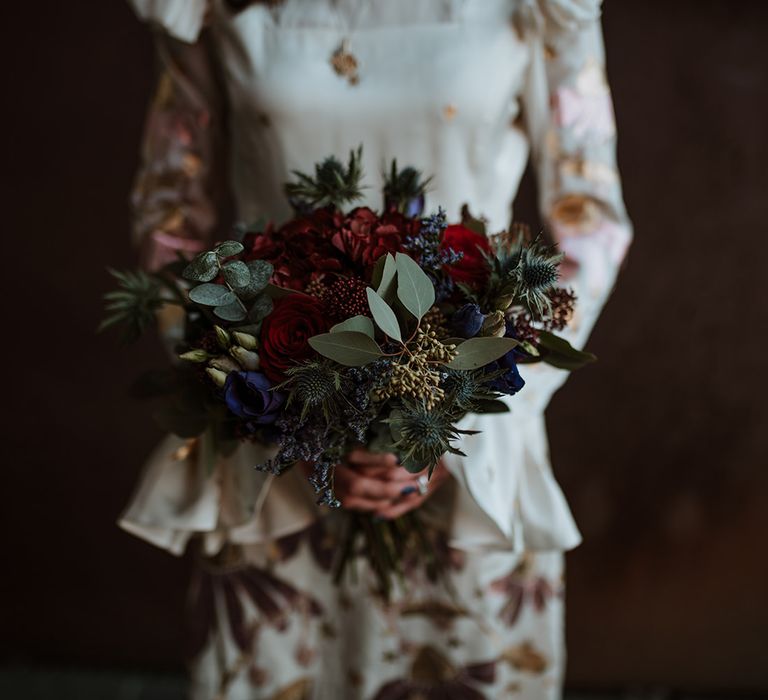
[446,337,519,370]
[308,331,384,366]
[189,283,236,307]
[249,295,274,322]
[366,288,402,342]
[472,399,511,414]
[537,330,596,371]
[395,253,435,320]
[214,300,247,322]
[183,252,219,282]
[222,260,250,288]
[264,283,295,299]
[331,315,375,338]
[376,253,398,302]
[243,260,274,298]
[214,240,244,257]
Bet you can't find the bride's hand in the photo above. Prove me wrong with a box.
[336,449,451,518]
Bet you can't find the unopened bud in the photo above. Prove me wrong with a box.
[232,331,258,350]
[214,325,231,349]
[178,349,209,363]
[480,310,506,338]
[205,367,229,387]
[209,356,240,373]
[230,346,260,371]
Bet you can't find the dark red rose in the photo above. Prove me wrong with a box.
[441,224,492,287]
[245,211,345,290]
[259,294,328,382]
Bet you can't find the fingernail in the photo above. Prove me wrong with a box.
[401,486,417,496]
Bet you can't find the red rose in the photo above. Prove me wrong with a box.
[441,224,492,287]
[259,294,328,382]
[245,211,345,290]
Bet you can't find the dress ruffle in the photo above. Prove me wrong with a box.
[128,0,208,42]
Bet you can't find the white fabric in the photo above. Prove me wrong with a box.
[128,0,208,42]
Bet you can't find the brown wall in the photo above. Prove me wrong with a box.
[4,0,767,691]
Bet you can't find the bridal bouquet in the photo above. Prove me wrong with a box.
[103,149,593,594]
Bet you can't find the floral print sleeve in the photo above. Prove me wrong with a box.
[131,29,227,271]
[522,0,633,352]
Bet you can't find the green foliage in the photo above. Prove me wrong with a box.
[382,159,431,214]
[446,337,519,370]
[373,253,398,302]
[214,241,244,257]
[181,241,275,328]
[188,283,235,307]
[99,269,166,343]
[366,288,402,342]
[284,146,365,208]
[281,361,342,421]
[387,403,477,476]
[222,260,250,288]
[395,252,435,321]
[537,330,596,370]
[308,331,384,366]
[331,315,375,338]
[183,252,218,282]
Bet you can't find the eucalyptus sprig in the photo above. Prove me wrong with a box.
[182,240,274,326]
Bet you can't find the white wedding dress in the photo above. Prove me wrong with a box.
[121,1,632,698]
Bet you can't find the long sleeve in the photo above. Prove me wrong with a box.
[516,0,633,413]
[130,10,228,271]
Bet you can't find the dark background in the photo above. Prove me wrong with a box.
[3,0,767,695]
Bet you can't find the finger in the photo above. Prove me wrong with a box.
[335,465,407,501]
[346,449,400,468]
[341,496,389,512]
[354,465,419,482]
[375,495,427,520]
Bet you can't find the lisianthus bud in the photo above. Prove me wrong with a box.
[230,346,260,371]
[205,367,229,387]
[232,331,258,350]
[209,356,240,373]
[178,349,209,363]
[480,310,506,338]
[214,325,231,349]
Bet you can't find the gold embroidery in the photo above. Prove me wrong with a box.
[331,41,360,86]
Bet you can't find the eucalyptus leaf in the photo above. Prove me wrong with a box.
[446,337,519,370]
[472,398,511,414]
[249,295,274,322]
[537,330,596,371]
[331,315,375,338]
[308,331,383,366]
[183,252,219,282]
[395,253,435,320]
[239,260,274,298]
[189,283,236,307]
[214,300,248,322]
[376,253,398,302]
[366,288,402,342]
[222,260,250,288]
[214,240,244,257]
